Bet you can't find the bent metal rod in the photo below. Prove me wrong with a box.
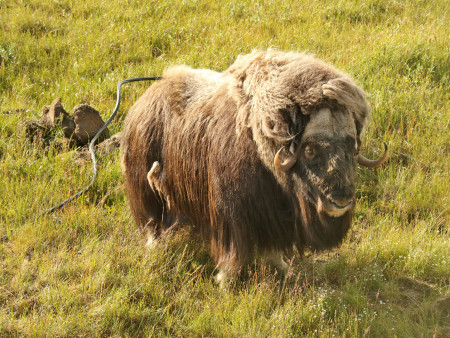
[40,76,162,216]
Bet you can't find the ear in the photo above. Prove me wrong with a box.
[279,103,309,143]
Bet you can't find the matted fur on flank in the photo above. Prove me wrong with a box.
[121,49,384,284]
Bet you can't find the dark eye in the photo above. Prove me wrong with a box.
[304,145,315,159]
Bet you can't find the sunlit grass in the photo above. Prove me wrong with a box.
[0,0,448,336]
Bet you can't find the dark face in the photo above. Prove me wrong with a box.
[292,108,358,218]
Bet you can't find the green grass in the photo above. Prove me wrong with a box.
[0,0,449,336]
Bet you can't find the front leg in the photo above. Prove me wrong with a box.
[264,250,289,275]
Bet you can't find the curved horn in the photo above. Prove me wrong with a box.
[274,143,302,172]
[357,142,389,168]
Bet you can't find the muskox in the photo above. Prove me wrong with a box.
[121,50,388,285]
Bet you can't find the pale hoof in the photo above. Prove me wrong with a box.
[145,232,158,249]
[266,251,289,274]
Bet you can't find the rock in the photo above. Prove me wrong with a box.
[61,114,77,145]
[39,98,69,128]
[95,132,122,154]
[73,132,122,164]
[23,119,48,144]
[23,99,112,149]
[72,104,110,146]
[24,119,45,136]
[25,98,77,146]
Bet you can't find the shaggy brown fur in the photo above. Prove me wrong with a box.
[121,50,371,281]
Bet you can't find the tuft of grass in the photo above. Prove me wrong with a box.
[0,0,448,336]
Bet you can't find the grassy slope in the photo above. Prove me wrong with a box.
[0,0,448,336]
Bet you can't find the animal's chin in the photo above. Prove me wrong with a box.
[317,196,354,217]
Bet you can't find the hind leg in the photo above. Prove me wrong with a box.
[122,156,166,248]
[143,219,160,249]
[214,245,251,288]
[145,161,184,247]
[215,256,239,288]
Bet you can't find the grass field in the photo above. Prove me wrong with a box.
[0,0,449,336]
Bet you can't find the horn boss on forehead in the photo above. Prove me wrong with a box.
[121,49,388,285]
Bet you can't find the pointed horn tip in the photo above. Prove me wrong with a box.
[357,142,389,168]
[274,146,286,171]
[274,143,302,172]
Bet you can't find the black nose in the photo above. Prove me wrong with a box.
[330,191,353,207]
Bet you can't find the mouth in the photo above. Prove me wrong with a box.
[318,196,354,217]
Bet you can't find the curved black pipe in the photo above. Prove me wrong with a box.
[40,76,162,216]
